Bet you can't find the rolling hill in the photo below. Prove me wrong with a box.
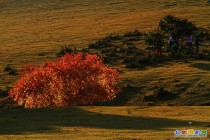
[0,0,210,106]
[0,0,210,139]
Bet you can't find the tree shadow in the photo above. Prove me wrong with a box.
[98,85,141,106]
[190,62,210,71]
[0,107,209,135]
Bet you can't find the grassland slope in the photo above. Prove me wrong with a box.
[0,0,210,106]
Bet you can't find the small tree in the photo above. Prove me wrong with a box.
[159,15,197,46]
[9,53,121,108]
[144,31,165,56]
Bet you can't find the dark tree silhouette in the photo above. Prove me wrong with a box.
[144,31,165,56]
[159,15,197,47]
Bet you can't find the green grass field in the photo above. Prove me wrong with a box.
[0,0,210,139]
[0,106,210,139]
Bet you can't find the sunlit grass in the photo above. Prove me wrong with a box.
[0,1,210,84]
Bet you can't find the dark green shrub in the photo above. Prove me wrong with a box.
[124,54,151,68]
[125,61,140,68]
[123,57,135,63]
[4,65,17,76]
[4,65,13,72]
[88,39,110,49]
[136,54,152,65]
[105,33,122,41]
[81,48,89,53]
[88,34,121,49]
[0,89,9,97]
[88,42,96,49]
[56,45,74,57]
[144,31,165,48]
[101,48,111,54]
[8,69,18,76]
[123,30,142,37]
[125,37,141,42]
[159,15,197,46]
[37,53,46,56]
[106,51,116,57]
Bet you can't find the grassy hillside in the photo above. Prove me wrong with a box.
[83,31,210,106]
[0,106,210,139]
[0,0,210,89]
[0,1,210,139]
[0,0,210,107]
[118,60,210,106]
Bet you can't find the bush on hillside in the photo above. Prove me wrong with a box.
[4,65,18,76]
[144,31,165,50]
[56,45,74,57]
[123,30,142,37]
[4,65,13,72]
[88,34,122,49]
[9,53,121,108]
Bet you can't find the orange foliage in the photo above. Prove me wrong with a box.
[9,53,121,108]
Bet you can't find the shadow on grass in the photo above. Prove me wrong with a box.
[190,62,210,71]
[98,85,141,106]
[0,107,208,135]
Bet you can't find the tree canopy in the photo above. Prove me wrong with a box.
[159,15,197,40]
[144,31,165,48]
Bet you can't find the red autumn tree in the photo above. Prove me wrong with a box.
[9,53,121,108]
